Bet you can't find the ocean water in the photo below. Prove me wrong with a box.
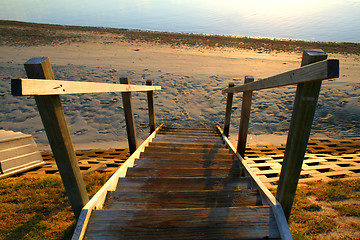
[1,0,360,43]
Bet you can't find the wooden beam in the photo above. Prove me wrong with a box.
[23,57,88,217]
[222,59,339,93]
[11,78,161,96]
[237,76,254,158]
[276,49,329,221]
[120,75,138,154]
[146,80,156,133]
[223,82,234,137]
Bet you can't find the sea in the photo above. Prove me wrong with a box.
[1,0,360,43]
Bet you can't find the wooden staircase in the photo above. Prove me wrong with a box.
[84,127,284,239]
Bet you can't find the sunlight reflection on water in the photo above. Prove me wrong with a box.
[1,0,359,42]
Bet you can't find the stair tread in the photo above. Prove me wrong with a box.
[116,177,251,192]
[144,146,230,154]
[106,190,262,209]
[139,152,233,160]
[126,168,242,178]
[85,207,281,239]
[133,158,240,169]
[148,142,227,149]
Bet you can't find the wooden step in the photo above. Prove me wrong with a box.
[144,146,230,154]
[106,190,262,210]
[157,131,220,137]
[148,142,227,149]
[85,207,281,239]
[155,134,221,141]
[161,127,218,133]
[133,159,240,169]
[152,136,223,144]
[116,177,251,192]
[126,168,243,178]
[139,152,233,160]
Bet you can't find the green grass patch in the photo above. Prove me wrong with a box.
[333,204,360,217]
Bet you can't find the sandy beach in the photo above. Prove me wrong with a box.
[1,21,359,150]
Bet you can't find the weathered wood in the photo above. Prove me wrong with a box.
[146,80,156,133]
[153,135,224,144]
[24,57,88,217]
[144,146,230,154]
[85,207,280,239]
[276,49,329,221]
[217,126,292,240]
[222,59,339,93]
[157,130,220,136]
[237,75,255,158]
[223,82,235,137]
[148,142,227,149]
[126,167,242,178]
[72,124,164,240]
[139,151,234,160]
[134,159,240,169]
[120,75,138,154]
[116,177,251,192]
[11,78,161,96]
[107,190,262,209]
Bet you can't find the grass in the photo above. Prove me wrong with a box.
[0,172,112,240]
[288,178,360,239]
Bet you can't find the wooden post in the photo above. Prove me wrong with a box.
[276,49,328,221]
[120,75,138,154]
[223,82,234,137]
[146,80,156,133]
[24,57,88,217]
[237,75,255,158]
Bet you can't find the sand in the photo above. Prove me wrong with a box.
[0,22,359,150]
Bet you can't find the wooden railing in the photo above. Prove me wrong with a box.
[11,57,161,217]
[222,49,339,220]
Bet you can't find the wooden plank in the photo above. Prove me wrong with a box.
[139,152,233,160]
[0,135,35,150]
[133,159,240,169]
[0,151,42,174]
[276,49,329,221]
[126,168,242,178]
[237,75,254,158]
[157,131,220,136]
[146,80,156,132]
[148,142,227,149]
[106,190,262,209]
[0,143,40,160]
[120,75,138,154]
[153,135,223,144]
[161,127,218,133]
[222,59,339,93]
[24,57,88,217]
[116,177,251,192]
[72,124,164,240]
[85,207,280,239]
[11,78,161,96]
[217,126,292,240]
[0,161,45,179]
[223,82,235,137]
[144,146,230,154]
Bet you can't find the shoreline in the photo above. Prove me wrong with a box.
[1,20,360,55]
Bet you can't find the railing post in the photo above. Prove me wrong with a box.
[24,57,88,217]
[120,75,138,154]
[276,49,328,221]
[223,82,234,137]
[146,80,156,133]
[237,75,255,158]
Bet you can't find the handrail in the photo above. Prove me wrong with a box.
[221,49,339,222]
[72,123,164,240]
[222,59,339,93]
[11,78,161,96]
[217,126,293,240]
[12,56,161,218]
